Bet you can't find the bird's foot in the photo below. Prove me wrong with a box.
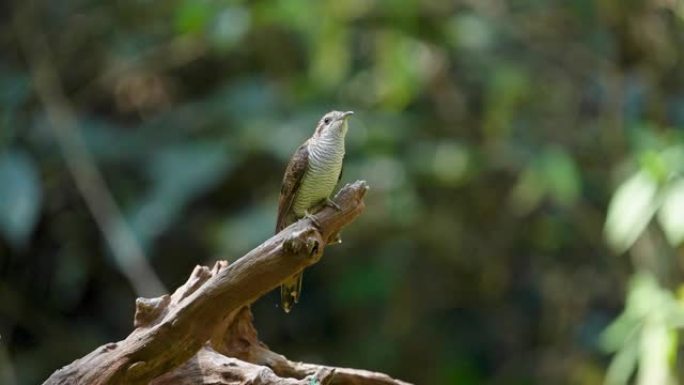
[324,198,342,211]
[304,210,321,229]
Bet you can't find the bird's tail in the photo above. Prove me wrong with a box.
[280,273,303,313]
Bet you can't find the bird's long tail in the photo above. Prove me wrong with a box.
[280,273,303,313]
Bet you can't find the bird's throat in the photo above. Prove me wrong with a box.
[309,134,345,164]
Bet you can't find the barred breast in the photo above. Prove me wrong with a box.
[292,137,344,216]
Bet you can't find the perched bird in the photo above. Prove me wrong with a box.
[276,110,354,313]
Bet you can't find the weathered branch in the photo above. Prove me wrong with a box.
[150,347,334,385]
[43,181,409,385]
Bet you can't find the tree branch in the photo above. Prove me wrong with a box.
[43,181,409,385]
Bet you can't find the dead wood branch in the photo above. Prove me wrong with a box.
[43,181,411,385]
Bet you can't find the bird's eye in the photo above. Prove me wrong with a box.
[324,117,331,124]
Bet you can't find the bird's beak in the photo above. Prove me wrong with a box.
[340,111,354,120]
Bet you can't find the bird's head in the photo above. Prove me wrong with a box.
[314,110,354,139]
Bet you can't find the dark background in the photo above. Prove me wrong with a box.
[1,1,684,384]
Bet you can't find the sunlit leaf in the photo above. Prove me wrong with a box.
[604,171,658,254]
[0,150,42,248]
[600,312,640,352]
[639,150,667,183]
[374,31,438,108]
[637,318,672,385]
[604,341,638,385]
[602,273,684,385]
[660,145,684,174]
[657,179,684,246]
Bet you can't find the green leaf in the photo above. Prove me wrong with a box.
[604,341,638,385]
[660,146,684,174]
[657,179,684,246]
[602,272,684,385]
[0,150,42,248]
[604,171,659,254]
[637,317,672,385]
[639,150,668,183]
[374,31,434,108]
[600,311,641,352]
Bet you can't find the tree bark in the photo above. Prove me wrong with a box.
[43,181,411,385]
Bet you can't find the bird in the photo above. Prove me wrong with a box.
[275,110,354,313]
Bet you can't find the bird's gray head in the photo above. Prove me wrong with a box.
[314,110,354,139]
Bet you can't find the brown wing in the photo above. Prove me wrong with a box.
[275,141,309,233]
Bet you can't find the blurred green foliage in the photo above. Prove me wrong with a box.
[600,273,684,385]
[1,0,684,384]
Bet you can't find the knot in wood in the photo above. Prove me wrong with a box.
[179,265,214,301]
[126,361,147,379]
[212,260,229,274]
[102,343,118,352]
[283,228,322,261]
[134,295,170,328]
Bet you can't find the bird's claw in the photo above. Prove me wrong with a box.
[305,210,321,229]
[325,198,342,211]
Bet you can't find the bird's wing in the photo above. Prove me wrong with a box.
[276,141,309,233]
